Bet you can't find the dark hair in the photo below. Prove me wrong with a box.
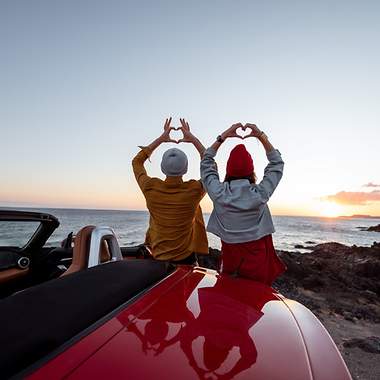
[224,172,257,184]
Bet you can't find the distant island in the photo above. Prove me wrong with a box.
[339,214,380,219]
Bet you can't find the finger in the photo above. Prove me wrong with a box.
[231,123,243,132]
[186,121,190,130]
[182,119,189,130]
[181,118,188,129]
[167,117,172,128]
[179,118,184,128]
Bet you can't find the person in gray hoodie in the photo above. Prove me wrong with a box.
[200,123,286,284]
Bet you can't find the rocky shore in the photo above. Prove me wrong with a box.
[273,242,380,380]
[366,224,380,232]
[199,242,380,380]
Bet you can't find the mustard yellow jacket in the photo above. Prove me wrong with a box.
[132,147,208,261]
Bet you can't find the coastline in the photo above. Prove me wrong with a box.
[3,208,380,252]
[199,242,380,380]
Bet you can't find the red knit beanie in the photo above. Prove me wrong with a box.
[226,144,254,177]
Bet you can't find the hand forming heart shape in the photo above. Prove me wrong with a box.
[161,118,190,144]
[235,126,253,139]
[230,123,261,139]
[166,118,195,144]
[162,118,261,144]
[168,127,185,143]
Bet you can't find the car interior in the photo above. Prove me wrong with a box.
[0,211,160,297]
[0,210,175,378]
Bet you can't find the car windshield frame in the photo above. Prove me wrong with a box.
[0,220,42,248]
[0,210,60,253]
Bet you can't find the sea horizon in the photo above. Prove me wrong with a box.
[1,206,379,252]
[2,205,380,220]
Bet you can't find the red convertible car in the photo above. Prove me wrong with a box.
[0,210,352,379]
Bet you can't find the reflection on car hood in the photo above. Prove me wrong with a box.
[28,266,351,380]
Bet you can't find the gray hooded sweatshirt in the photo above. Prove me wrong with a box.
[200,147,284,244]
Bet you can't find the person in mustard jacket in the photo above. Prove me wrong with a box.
[132,117,208,264]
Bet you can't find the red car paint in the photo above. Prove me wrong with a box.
[28,267,351,380]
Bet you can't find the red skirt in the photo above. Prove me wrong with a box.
[221,235,286,285]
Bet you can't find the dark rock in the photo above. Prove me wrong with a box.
[302,275,324,290]
[294,244,305,249]
[312,242,351,254]
[277,255,306,281]
[305,241,316,244]
[362,290,378,300]
[210,242,380,323]
[367,224,380,232]
[343,311,355,322]
[343,336,380,353]
[280,242,380,321]
[356,261,380,279]
[197,248,221,271]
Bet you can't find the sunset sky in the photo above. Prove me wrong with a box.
[1,1,379,217]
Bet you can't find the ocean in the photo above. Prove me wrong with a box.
[1,208,379,252]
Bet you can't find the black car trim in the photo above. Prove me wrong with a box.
[10,263,185,380]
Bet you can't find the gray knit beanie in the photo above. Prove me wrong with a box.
[161,148,188,176]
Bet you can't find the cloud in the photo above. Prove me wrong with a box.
[363,182,380,188]
[322,190,380,205]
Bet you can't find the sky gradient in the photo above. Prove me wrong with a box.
[1,1,380,216]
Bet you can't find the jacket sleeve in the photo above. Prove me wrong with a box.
[132,146,152,191]
[200,147,224,201]
[255,149,284,202]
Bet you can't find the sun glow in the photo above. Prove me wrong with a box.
[320,201,343,218]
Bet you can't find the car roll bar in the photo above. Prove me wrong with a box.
[88,226,123,268]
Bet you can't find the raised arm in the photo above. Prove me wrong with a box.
[201,123,243,200]
[178,118,205,157]
[244,123,284,201]
[132,117,176,190]
[209,122,244,152]
[146,117,177,151]
[244,123,275,153]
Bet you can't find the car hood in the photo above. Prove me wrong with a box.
[29,267,350,380]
